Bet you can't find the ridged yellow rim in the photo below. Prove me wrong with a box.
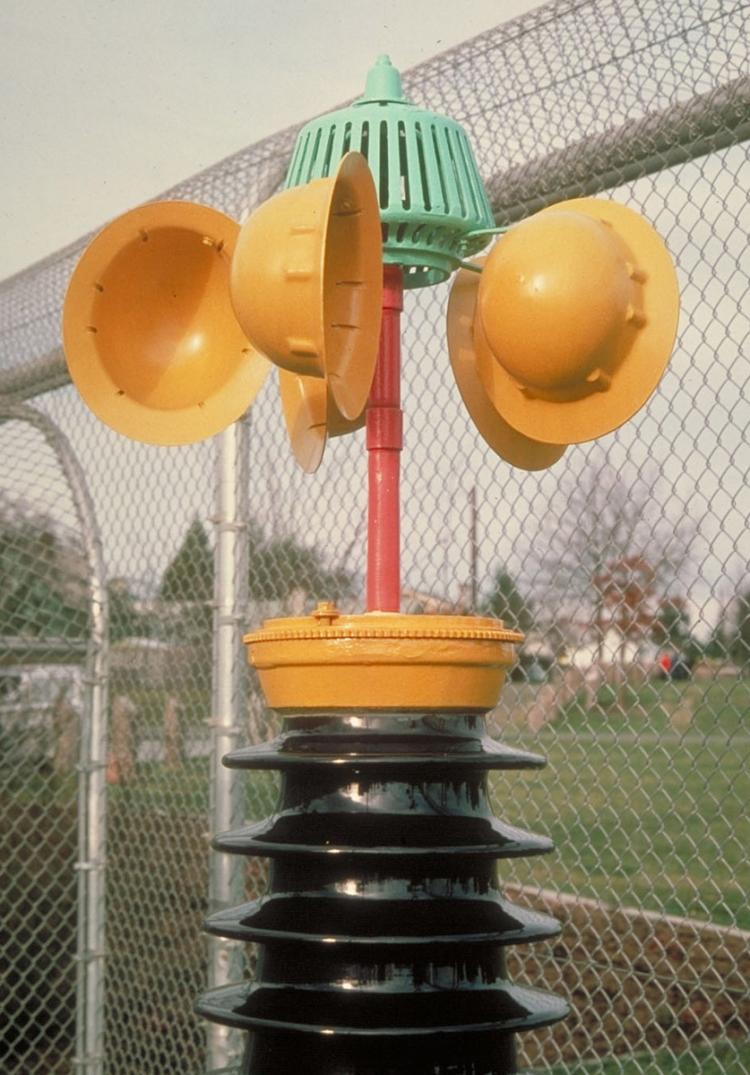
[244,607,521,712]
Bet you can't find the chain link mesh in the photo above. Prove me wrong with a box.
[0,416,88,1074]
[1,0,749,1072]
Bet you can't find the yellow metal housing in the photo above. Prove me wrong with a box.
[62,201,270,445]
[244,606,522,711]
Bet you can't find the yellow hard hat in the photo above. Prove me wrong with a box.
[278,369,366,474]
[62,200,270,445]
[476,197,680,444]
[447,261,565,470]
[230,152,383,422]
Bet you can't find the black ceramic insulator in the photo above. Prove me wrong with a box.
[197,712,569,1074]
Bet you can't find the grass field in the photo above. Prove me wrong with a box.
[493,677,750,930]
[551,1039,750,1072]
[109,677,750,929]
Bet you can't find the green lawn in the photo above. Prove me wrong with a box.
[114,677,750,929]
[111,682,212,733]
[108,755,278,821]
[494,677,750,929]
[551,1040,750,1072]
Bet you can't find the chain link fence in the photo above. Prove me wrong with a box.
[1,0,749,1072]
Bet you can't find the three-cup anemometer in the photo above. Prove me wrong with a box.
[62,56,679,1075]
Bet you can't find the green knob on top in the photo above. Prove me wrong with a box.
[359,54,405,103]
[284,57,495,289]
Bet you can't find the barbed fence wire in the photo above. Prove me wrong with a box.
[0,1,748,1073]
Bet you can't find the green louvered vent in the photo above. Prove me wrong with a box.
[285,56,494,288]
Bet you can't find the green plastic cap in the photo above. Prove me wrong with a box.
[358,55,405,104]
[285,58,494,289]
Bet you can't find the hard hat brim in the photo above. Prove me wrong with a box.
[278,369,327,474]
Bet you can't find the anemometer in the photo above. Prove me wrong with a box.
[62,56,679,1075]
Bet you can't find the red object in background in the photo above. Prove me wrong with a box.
[366,266,404,612]
[659,652,672,675]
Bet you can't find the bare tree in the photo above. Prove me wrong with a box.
[535,456,694,701]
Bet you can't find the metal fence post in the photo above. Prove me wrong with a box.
[73,457,109,1075]
[0,400,109,1075]
[207,416,250,1073]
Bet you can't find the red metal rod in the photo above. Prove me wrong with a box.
[366,265,404,612]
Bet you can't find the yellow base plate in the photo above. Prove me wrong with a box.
[244,605,522,711]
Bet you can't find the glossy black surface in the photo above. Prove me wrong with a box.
[225,713,547,771]
[197,712,568,1073]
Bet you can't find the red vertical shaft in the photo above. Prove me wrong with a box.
[366,265,404,611]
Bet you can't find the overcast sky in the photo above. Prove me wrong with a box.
[0,0,542,281]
